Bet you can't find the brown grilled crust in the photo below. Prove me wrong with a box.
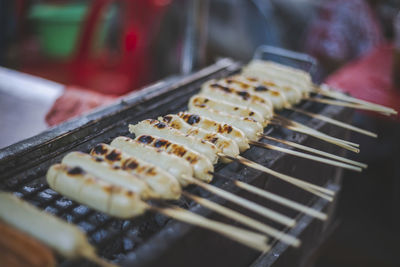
[208,83,266,103]
[136,135,200,164]
[91,144,157,176]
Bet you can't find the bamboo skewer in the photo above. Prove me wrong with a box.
[233,155,335,196]
[249,140,362,172]
[307,97,394,114]
[183,192,301,247]
[183,176,296,227]
[209,171,328,220]
[274,115,360,148]
[202,74,362,150]
[256,169,334,200]
[314,85,397,115]
[302,127,359,148]
[315,90,395,113]
[245,61,396,115]
[232,181,327,220]
[270,120,359,153]
[271,117,360,153]
[287,107,378,138]
[181,175,298,227]
[149,205,271,252]
[215,165,332,201]
[0,193,116,267]
[218,154,335,200]
[260,135,367,169]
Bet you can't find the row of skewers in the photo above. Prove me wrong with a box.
[1,60,396,266]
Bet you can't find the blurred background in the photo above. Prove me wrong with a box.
[0,0,399,266]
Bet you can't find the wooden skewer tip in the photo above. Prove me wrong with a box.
[258,135,368,169]
[232,154,335,195]
[232,180,328,221]
[288,107,378,138]
[185,174,296,227]
[182,191,301,247]
[250,140,362,172]
[150,205,271,252]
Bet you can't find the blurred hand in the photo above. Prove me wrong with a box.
[45,86,117,126]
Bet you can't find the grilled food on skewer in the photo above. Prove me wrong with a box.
[226,74,377,137]
[129,120,334,199]
[0,193,113,266]
[93,140,295,227]
[189,103,263,141]
[200,82,273,119]
[178,111,364,168]
[47,164,272,252]
[130,119,220,164]
[222,76,290,108]
[43,57,385,259]
[189,95,266,126]
[202,76,359,152]
[47,164,148,218]
[91,143,193,187]
[243,60,312,97]
[177,111,250,152]
[158,114,240,159]
[50,139,305,247]
[89,143,181,199]
[110,136,309,243]
[160,114,361,172]
[245,59,397,116]
[110,136,196,185]
[128,134,328,219]
[61,152,158,199]
[233,75,302,105]
[125,135,214,183]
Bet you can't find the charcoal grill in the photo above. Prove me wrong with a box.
[0,58,352,267]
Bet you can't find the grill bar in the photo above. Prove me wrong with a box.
[0,58,351,266]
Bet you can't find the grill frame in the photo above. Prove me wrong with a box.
[0,58,352,266]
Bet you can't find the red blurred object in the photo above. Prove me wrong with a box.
[325,43,400,121]
[304,0,383,75]
[21,0,171,95]
[45,86,117,126]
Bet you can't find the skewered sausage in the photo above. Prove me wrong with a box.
[188,103,263,141]
[159,114,240,162]
[231,75,302,105]
[90,143,181,200]
[133,135,214,182]
[129,119,220,164]
[248,60,312,89]
[218,77,288,109]
[110,136,194,186]
[243,60,311,97]
[47,164,147,218]
[189,95,266,126]
[201,80,273,119]
[61,151,157,199]
[0,192,100,259]
[177,112,250,152]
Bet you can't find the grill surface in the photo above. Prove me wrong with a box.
[0,58,352,267]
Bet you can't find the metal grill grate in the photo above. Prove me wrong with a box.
[0,59,351,266]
